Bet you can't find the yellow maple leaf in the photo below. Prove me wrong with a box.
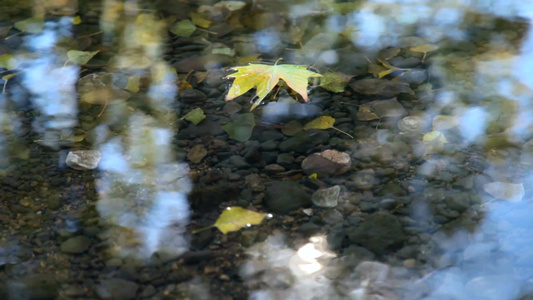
[193,207,268,234]
[225,62,322,111]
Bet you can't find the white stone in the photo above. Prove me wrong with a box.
[66,150,101,170]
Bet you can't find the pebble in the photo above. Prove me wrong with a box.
[65,150,101,170]
[60,236,92,254]
[346,212,406,255]
[312,185,341,207]
[264,181,311,214]
[264,164,285,174]
[228,155,249,168]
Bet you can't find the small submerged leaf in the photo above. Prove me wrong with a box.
[67,50,100,65]
[319,72,352,92]
[410,44,439,53]
[71,15,82,25]
[190,12,212,28]
[423,130,447,143]
[281,120,303,136]
[170,19,196,37]
[182,107,206,125]
[222,113,255,142]
[14,16,44,33]
[125,76,140,93]
[214,207,267,234]
[409,44,439,62]
[304,116,335,130]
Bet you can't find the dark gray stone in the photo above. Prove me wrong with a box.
[260,140,278,151]
[346,212,406,255]
[228,155,249,169]
[278,130,330,153]
[179,89,207,103]
[60,236,91,254]
[397,69,428,85]
[179,116,225,138]
[276,153,294,167]
[265,181,311,214]
[312,185,341,208]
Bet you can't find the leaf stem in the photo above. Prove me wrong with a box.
[192,225,215,234]
[331,126,354,139]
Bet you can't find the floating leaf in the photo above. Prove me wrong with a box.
[14,16,44,33]
[182,107,206,125]
[304,116,335,130]
[225,62,322,111]
[71,15,82,25]
[319,72,352,92]
[170,19,196,37]
[125,76,140,93]
[409,44,439,62]
[67,50,100,65]
[222,113,255,141]
[214,207,267,234]
[190,12,212,28]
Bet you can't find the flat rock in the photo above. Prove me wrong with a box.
[60,236,92,254]
[356,98,408,121]
[265,181,311,214]
[350,78,414,98]
[312,185,341,207]
[301,149,351,178]
[66,150,101,170]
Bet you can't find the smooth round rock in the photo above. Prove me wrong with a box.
[265,181,311,214]
[60,236,92,254]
